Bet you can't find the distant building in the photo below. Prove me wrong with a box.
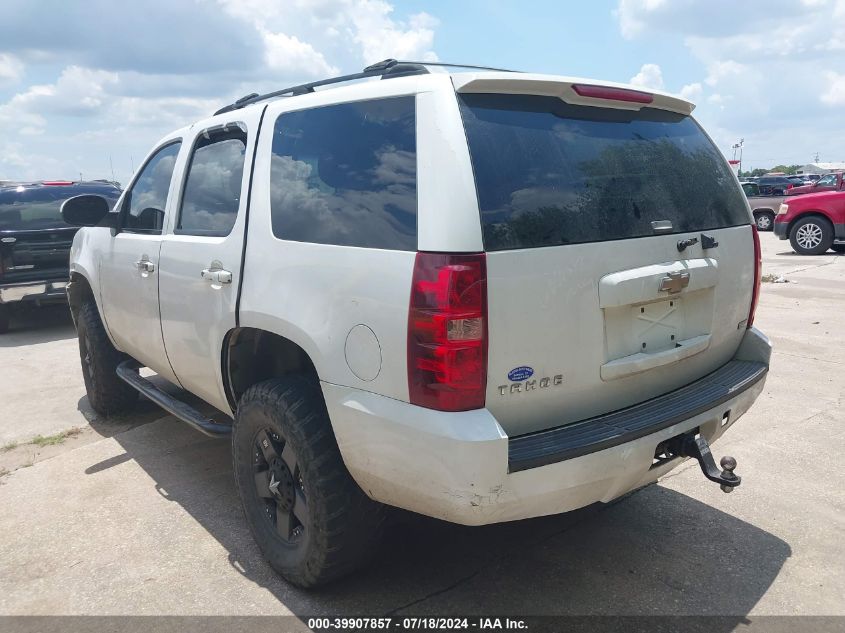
[796,162,845,175]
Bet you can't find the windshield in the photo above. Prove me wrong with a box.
[0,186,119,231]
[458,93,750,251]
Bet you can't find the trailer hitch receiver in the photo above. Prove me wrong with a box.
[669,434,741,493]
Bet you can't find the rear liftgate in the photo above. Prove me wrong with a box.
[655,432,740,493]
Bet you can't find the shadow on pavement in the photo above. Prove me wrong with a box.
[0,303,76,347]
[81,411,791,621]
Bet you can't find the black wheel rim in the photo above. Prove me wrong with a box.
[82,334,96,391]
[252,428,307,543]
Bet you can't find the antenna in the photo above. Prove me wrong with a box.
[813,152,820,163]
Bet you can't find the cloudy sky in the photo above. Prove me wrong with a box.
[1,0,843,184]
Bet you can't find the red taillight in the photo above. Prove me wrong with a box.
[571,84,654,104]
[42,180,73,186]
[748,225,762,328]
[786,184,793,190]
[408,252,487,412]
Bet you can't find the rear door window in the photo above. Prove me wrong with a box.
[458,94,749,251]
[177,127,246,237]
[269,96,417,250]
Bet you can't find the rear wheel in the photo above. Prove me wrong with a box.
[76,301,138,415]
[232,376,384,587]
[789,216,834,255]
[754,211,774,232]
[0,304,9,334]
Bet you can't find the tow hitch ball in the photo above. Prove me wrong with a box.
[670,435,741,493]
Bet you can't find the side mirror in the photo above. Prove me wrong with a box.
[61,195,114,227]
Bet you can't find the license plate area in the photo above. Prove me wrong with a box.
[633,297,684,354]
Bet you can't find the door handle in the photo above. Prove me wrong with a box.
[134,259,155,273]
[201,268,232,285]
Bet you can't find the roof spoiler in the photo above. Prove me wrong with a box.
[452,73,695,115]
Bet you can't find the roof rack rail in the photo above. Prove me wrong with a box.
[213,59,518,116]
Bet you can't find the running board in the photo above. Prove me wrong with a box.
[116,360,232,437]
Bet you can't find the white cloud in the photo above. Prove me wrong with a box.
[629,63,664,90]
[679,82,702,102]
[260,29,339,77]
[615,0,670,39]
[615,0,845,167]
[821,71,845,105]
[351,1,439,64]
[0,66,119,135]
[0,1,442,183]
[0,53,24,84]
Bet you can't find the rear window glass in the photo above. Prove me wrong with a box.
[270,96,417,250]
[0,186,120,231]
[458,94,749,251]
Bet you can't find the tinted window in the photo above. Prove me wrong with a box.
[122,142,181,234]
[0,185,120,231]
[270,96,417,250]
[178,129,246,236]
[459,94,750,251]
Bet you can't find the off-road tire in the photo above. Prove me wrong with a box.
[789,216,834,256]
[76,301,138,415]
[0,305,9,334]
[233,376,385,588]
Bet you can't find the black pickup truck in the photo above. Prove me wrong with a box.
[0,180,121,333]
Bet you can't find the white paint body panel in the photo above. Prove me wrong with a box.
[158,107,266,413]
[327,328,770,525]
[94,134,188,385]
[484,226,753,436]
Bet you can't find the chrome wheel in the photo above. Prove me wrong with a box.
[795,223,823,250]
[755,214,772,231]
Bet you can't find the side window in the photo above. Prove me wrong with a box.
[270,95,417,250]
[177,126,247,236]
[122,142,181,234]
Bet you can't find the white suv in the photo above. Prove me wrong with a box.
[61,60,771,587]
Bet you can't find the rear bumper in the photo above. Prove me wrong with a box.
[0,280,69,304]
[324,327,772,526]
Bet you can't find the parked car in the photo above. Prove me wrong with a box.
[774,190,845,255]
[61,59,770,587]
[0,180,121,333]
[742,183,783,231]
[786,172,844,196]
[757,176,795,195]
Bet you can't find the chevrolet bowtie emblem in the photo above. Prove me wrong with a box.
[659,271,690,294]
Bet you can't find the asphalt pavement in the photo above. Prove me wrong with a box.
[0,232,842,619]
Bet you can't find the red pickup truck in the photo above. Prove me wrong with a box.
[786,172,844,196]
[773,189,845,255]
